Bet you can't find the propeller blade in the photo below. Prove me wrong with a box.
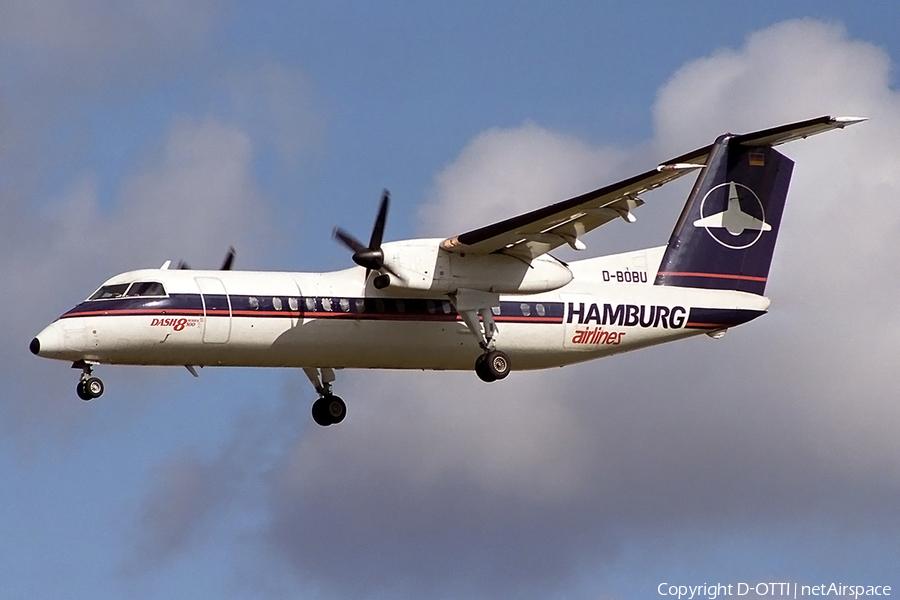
[333,227,367,254]
[220,247,236,270]
[368,189,390,250]
[334,189,394,283]
[176,260,191,270]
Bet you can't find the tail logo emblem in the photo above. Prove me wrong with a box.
[693,181,771,249]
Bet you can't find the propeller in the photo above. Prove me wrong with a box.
[333,190,402,284]
[173,247,235,271]
[220,247,236,270]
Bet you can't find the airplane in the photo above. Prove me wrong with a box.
[30,115,864,426]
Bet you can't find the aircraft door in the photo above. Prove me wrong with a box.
[195,277,232,343]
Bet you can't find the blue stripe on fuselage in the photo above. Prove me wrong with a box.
[59,294,566,324]
[60,295,762,329]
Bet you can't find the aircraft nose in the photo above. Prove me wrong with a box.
[31,322,63,358]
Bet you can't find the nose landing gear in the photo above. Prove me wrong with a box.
[73,360,104,401]
[304,367,346,426]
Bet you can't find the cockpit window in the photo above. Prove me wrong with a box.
[125,281,166,297]
[89,283,130,300]
[88,281,167,300]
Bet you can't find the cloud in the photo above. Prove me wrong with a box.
[417,122,629,238]
[221,63,327,168]
[648,20,900,486]
[100,16,900,598]
[117,117,269,267]
[131,446,233,564]
[0,0,225,251]
[653,19,892,152]
[3,117,269,434]
[0,0,217,84]
[207,18,900,599]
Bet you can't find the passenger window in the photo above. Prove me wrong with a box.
[339,298,350,312]
[535,303,546,317]
[395,300,405,313]
[426,300,436,314]
[273,297,283,311]
[249,297,259,310]
[305,297,316,311]
[126,281,166,297]
[322,298,332,312]
[355,298,365,312]
[520,303,531,317]
[289,297,299,311]
[89,283,130,300]
[491,306,501,316]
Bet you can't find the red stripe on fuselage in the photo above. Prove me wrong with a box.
[657,271,768,283]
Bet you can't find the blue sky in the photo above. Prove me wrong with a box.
[2,2,900,599]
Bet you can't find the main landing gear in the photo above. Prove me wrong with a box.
[304,367,346,427]
[449,289,514,384]
[73,360,104,401]
[474,350,511,383]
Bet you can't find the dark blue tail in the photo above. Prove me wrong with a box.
[654,135,794,295]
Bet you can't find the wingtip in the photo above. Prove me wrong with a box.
[833,116,868,126]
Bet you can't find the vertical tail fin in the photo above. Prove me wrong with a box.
[654,135,794,295]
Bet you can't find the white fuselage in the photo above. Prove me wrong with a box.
[32,246,770,372]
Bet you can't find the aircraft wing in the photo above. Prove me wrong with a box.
[440,115,864,259]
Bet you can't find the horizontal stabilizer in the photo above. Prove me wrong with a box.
[665,115,866,166]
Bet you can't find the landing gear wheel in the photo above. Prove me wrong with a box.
[485,350,510,380]
[325,395,346,424]
[475,354,497,383]
[77,377,104,401]
[311,394,347,426]
[475,350,511,382]
[85,377,104,398]
[311,398,330,426]
[76,380,92,401]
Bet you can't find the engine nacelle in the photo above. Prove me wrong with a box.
[382,239,573,294]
